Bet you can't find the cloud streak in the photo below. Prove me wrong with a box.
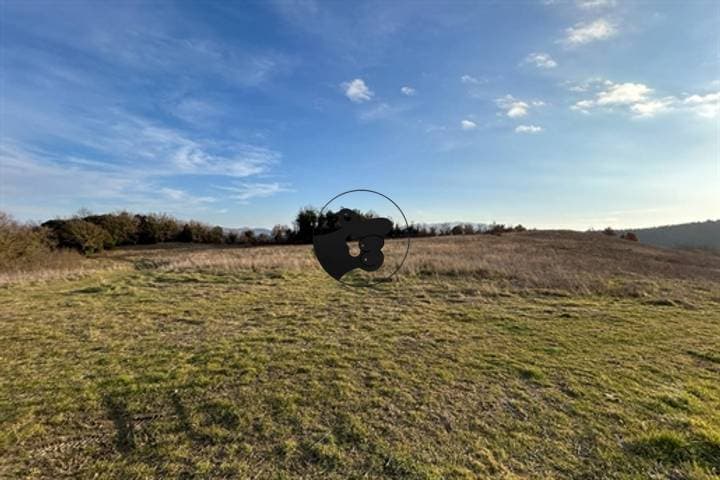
[217,182,293,203]
[515,125,543,133]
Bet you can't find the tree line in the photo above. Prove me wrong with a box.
[0,208,531,256]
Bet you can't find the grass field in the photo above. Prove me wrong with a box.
[1,232,719,479]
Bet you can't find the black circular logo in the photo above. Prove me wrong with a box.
[312,190,410,286]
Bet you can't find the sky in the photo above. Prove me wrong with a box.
[1,0,718,230]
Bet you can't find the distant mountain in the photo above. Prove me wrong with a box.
[621,220,720,249]
[415,222,490,231]
[224,227,273,237]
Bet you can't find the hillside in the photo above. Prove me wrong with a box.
[1,232,719,479]
[622,220,720,250]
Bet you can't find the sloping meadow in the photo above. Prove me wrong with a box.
[1,232,719,478]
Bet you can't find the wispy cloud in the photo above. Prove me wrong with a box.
[160,188,217,204]
[523,52,557,69]
[562,19,617,46]
[400,86,417,96]
[576,0,616,8]
[460,74,484,84]
[217,182,293,203]
[515,125,543,134]
[342,78,374,102]
[460,119,477,130]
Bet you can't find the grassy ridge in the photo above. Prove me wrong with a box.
[1,234,719,479]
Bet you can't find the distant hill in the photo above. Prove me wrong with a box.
[621,220,720,249]
[224,227,273,237]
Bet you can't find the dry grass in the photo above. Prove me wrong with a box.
[1,232,719,479]
[98,232,720,298]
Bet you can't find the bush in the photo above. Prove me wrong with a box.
[42,218,112,254]
[486,224,507,236]
[0,212,56,270]
[178,221,224,244]
[621,232,639,241]
[603,227,616,236]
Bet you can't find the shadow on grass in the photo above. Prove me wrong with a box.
[170,391,213,445]
[102,394,135,454]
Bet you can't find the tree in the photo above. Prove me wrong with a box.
[136,214,181,244]
[226,231,239,244]
[271,225,292,244]
[242,229,256,245]
[83,212,139,246]
[293,207,319,244]
[208,226,224,244]
[603,227,616,236]
[48,219,112,253]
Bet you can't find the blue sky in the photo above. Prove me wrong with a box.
[1,0,718,229]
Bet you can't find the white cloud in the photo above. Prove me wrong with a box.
[570,99,596,114]
[400,86,417,96]
[629,98,674,117]
[596,82,652,105]
[562,19,616,45]
[460,119,477,130]
[342,78,374,102]
[217,182,292,202]
[576,0,616,8]
[495,95,545,118]
[569,81,719,119]
[515,125,543,133]
[570,81,681,118]
[461,74,482,84]
[683,92,720,118]
[507,104,528,118]
[524,52,557,69]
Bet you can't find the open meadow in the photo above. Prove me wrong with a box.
[1,232,719,479]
